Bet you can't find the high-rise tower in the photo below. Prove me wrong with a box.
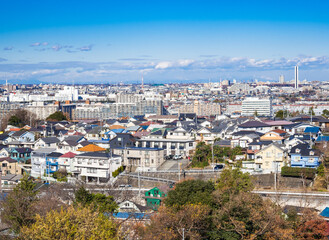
[279,75,284,84]
[294,66,299,89]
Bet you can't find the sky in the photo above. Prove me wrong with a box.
[1,0,329,84]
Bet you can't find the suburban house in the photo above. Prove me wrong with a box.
[73,152,122,183]
[255,143,287,172]
[6,131,35,143]
[31,148,57,178]
[113,147,165,171]
[45,152,63,175]
[118,200,149,213]
[8,148,32,163]
[289,143,321,168]
[260,131,285,143]
[57,152,77,172]
[0,157,22,175]
[34,137,60,149]
[137,127,196,157]
[238,121,272,134]
[144,186,168,210]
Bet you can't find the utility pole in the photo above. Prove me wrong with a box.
[212,143,214,170]
[178,162,181,182]
[182,228,185,240]
[138,169,141,198]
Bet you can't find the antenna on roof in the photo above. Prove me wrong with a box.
[141,73,144,92]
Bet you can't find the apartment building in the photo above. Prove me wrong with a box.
[242,98,272,116]
[113,147,165,171]
[178,100,221,116]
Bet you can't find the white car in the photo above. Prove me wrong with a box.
[173,154,182,160]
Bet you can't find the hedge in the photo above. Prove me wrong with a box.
[112,166,125,178]
[281,166,316,179]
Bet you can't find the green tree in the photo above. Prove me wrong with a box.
[8,115,22,127]
[254,110,258,117]
[2,109,37,130]
[46,111,67,121]
[215,168,254,201]
[74,186,117,213]
[192,141,211,168]
[1,174,38,233]
[275,110,289,119]
[20,205,121,240]
[165,179,215,209]
[212,191,294,240]
[322,109,329,118]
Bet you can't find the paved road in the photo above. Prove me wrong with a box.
[157,159,189,171]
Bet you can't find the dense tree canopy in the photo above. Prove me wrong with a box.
[1,109,37,130]
[1,175,38,233]
[165,179,215,209]
[74,186,118,213]
[46,111,67,121]
[20,206,121,240]
[192,142,243,168]
[137,168,329,240]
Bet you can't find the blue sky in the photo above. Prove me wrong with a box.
[1,0,329,83]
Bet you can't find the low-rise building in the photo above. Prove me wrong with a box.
[73,152,122,183]
[255,143,287,172]
[290,143,321,168]
[113,147,165,171]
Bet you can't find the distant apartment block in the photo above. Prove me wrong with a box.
[73,94,163,120]
[178,100,221,116]
[25,102,59,120]
[242,98,272,116]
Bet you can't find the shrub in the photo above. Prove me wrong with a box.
[281,166,316,179]
[112,166,125,178]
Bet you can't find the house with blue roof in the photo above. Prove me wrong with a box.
[289,143,321,168]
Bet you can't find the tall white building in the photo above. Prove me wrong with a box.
[295,66,299,89]
[242,98,272,116]
[279,75,284,84]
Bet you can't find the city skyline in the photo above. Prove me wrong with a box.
[1,0,329,83]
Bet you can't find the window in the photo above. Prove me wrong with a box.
[189,143,193,147]
[2,163,7,167]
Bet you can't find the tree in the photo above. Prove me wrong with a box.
[1,109,37,130]
[212,191,294,240]
[74,186,117,213]
[254,110,258,117]
[8,115,21,127]
[296,219,329,239]
[20,205,121,240]
[137,204,211,240]
[275,110,289,119]
[216,168,254,198]
[322,109,329,118]
[1,174,38,233]
[191,141,211,168]
[46,111,67,121]
[165,179,215,209]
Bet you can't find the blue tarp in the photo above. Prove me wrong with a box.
[112,212,150,219]
[304,127,320,133]
[320,207,329,218]
[316,136,329,142]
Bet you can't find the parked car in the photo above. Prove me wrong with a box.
[165,155,174,160]
[214,164,225,170]
[173,154,182,160]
